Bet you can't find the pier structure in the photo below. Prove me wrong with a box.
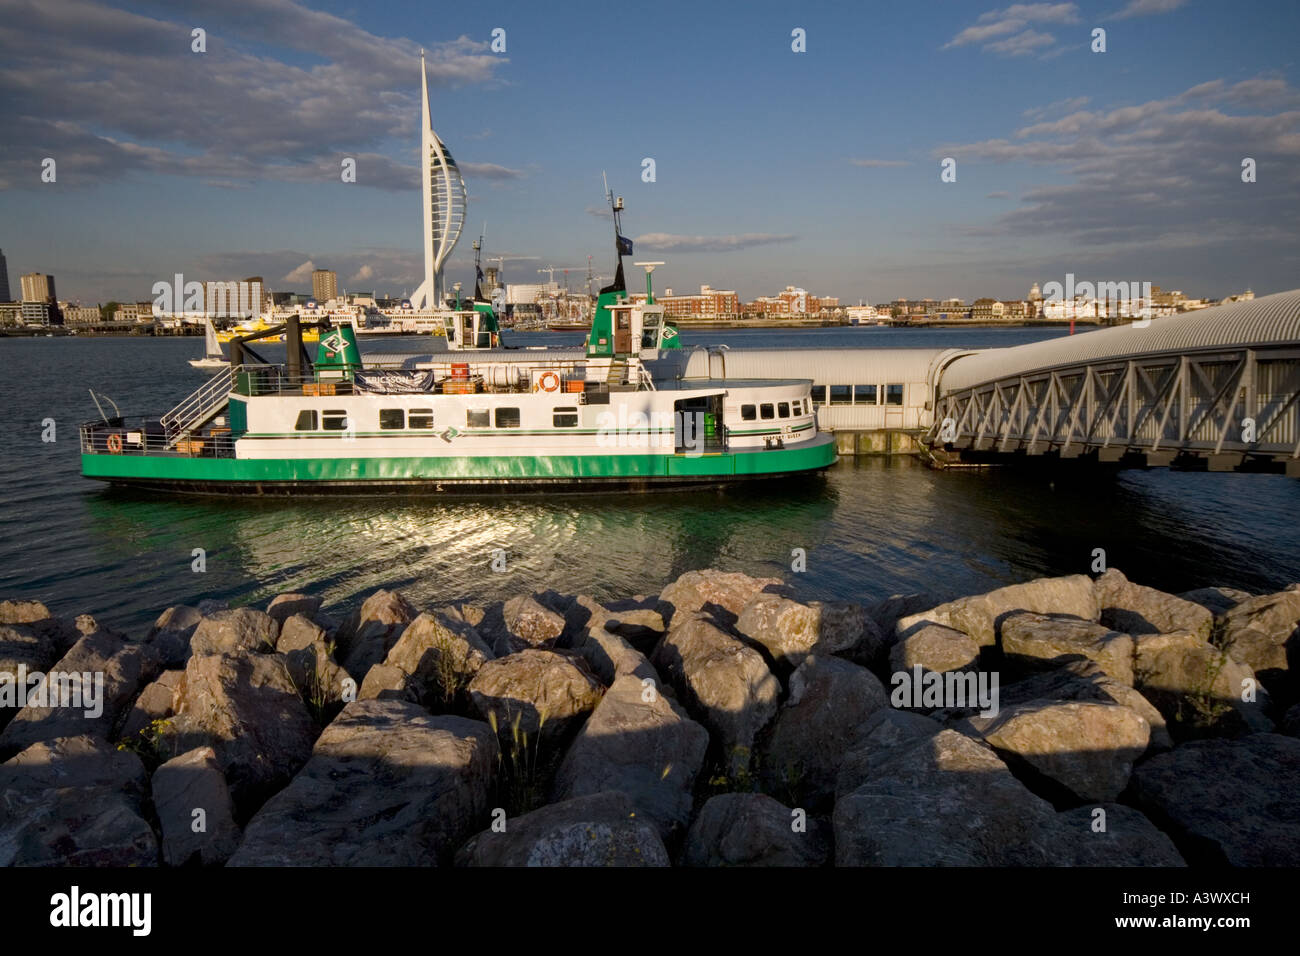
[659,289,1300,474]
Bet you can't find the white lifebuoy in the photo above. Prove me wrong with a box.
[537,371,561,393]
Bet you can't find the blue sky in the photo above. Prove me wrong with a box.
[2,0,1298,305]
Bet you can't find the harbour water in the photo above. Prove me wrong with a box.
[3,327,1298,632]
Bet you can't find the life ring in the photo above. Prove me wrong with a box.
[537,371,561,393]
[106,433,123,454]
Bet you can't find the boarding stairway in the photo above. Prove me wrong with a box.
[160,366,235,447]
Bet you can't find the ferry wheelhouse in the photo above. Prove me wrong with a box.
[80,225,836,495]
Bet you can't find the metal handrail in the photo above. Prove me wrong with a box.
[160,365,236,436]
[80,420,236,459]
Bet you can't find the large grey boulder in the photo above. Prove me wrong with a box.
[682,793,829,867]
[117,668,185,742]
[498,595,566,655]
[656,569,785,628]
[889,623,980,677]
[189,607,279,657]
[229,700,496,866]
[1179,586,1252,617]
[1132,631,1272,737]
[1094,569,1213,641]
[935,659,1172,752]
[456,791,670,866]
[896,574,1098,648]
[735,594,869,670]
[1053,804,1185,866]
[168,651,317,817]
[552,674,708,838]
[468,649,604,741]
[145,605,203,667]
[1220,588,1300,696]
[999,612,1134,685]
[651,611,780,773]
[865,592,947,647]
[0,630,160,756]
[359,611,493,708]
[265,593,322,626]
[1131,733,1300,865]
[956,699,1150,802]
[834,709,944,797]
[833,729,1063,866]
[759,655,887,808]
[576,625,658,687]
[336,589,418,682]
[0,735,157,866]
[564,595,665,653]
[152,746,241,866]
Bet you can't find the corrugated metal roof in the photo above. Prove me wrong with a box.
[939,289,1300,394]
[671,347,953,382]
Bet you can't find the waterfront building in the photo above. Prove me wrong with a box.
[21,301,53,325]
[970,298,1005,322]
[410,52,467,310]
[20,272,56,304]
[630,284,739,319]
[311,269,338,305]
[62,305,100,324]
[0,249,9,303]
[0,302,21,325]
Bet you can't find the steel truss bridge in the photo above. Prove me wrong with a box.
[926,290,1300,476]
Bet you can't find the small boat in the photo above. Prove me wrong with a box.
[188,319,228,370]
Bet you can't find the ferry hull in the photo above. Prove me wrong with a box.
[80,435,837,496]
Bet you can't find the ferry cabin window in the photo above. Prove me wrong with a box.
[778,402,790,418]
[855,385,878,405]
[495,407,521,428]
[408,408,435,428]
[379,409,405,430]
[322,409,349,431]
[810,385,826,405]
[829,386,852,405]
[760,403,775,419]
[295,409,318,431]
[553,407,579,428]
[741,404,757,421]
[886,384,905,406]
[466,409,490,428]
[793,400,804,415]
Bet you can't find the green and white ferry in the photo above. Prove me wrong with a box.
[80,248,836,496]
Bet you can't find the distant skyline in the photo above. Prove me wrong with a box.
[1,0,1298,305]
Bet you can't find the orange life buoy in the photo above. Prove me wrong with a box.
[106,433,123,454]
[537,371,561,393]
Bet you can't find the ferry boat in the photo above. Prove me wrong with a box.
[79,212,835,495]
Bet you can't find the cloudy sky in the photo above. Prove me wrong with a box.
[1,0,1298,305]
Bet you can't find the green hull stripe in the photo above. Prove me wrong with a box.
[82,439,836,483]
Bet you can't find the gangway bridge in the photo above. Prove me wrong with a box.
[926,289,1300,476]
[658,288,1300,476]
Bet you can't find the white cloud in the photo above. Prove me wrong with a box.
[945,3,1078,57]
[1110,0,1187,20]
[634,233,798,252]
[282,260,316,284]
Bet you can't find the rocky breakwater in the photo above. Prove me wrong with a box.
[1,566,1298,867]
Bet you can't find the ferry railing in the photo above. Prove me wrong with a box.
[160,365,236,438]
[80,419,236,459]
[227,360,656,398]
